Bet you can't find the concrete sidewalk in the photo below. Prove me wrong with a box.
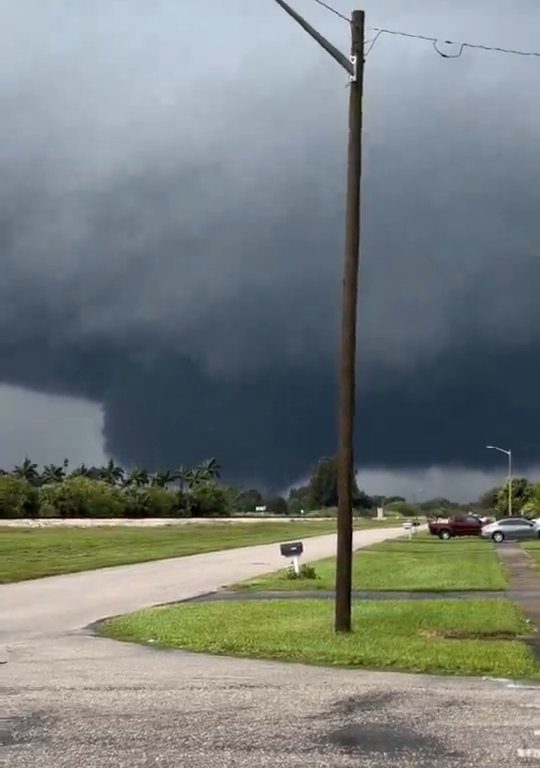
[496,543,540,661]
[0,526,404,641]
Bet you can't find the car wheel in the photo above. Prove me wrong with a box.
[438,530,451,540]
[492,531,505,544]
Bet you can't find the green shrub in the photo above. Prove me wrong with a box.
[284,563,319,581]
[122,488,151,518]
[190,483,229,517]
[38,478,125,518]
[38,502,59,518]
[0,476,39,518]
[265,496,288,516]
[122,486,188,518]
[174,491,192,517]
[286,498,302,516]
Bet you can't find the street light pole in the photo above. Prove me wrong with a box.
[269,2,366,633]
[508,450,512,517]
[486,445,512,516]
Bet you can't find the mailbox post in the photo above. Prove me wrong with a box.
[280,541,304,575]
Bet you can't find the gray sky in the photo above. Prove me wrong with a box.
[0,384,105,469]
[0,0,539,495]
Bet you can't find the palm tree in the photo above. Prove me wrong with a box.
[99,459,125,486]
[151,471,175,488]
[41,463,67,484]
[125,468,149,487]
[197,458,221,482]
[176,465,191,491]
[186,468,205,489]
[13,458,40,485]
[70,463,90,479]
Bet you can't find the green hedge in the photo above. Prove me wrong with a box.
[189,483,229,517]
[38,478,126,518]
[123,486,189,518]
[0,476,229,519]
[0,477,39,518]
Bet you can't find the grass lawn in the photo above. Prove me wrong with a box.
[0,519,393,583]
[234,536,507,592]
[523,540,540,568]
[102,598,539,679]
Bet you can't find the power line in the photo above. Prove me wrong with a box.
[366,26,540,59]
[303,5,540,61]
[308,0,349,23]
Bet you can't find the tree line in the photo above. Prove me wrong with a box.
[4,452,530,521]
[475,477,540,518]
[0,454,379,520]
[1,457,220,489]
[0,456,296,520]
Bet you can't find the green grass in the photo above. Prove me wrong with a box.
[0,519,393,583]
[523,540,540,568]
[0,521,335,583]
[102,598,539,679]
[234,536,507,592]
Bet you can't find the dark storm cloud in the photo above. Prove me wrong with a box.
[0,0,539,487]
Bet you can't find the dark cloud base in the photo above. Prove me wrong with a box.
[3,337,536,490]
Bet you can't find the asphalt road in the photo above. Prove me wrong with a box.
[2,526,539,767]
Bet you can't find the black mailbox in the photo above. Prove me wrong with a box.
[280,541,304,558]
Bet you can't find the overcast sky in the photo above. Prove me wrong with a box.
[0,0,539,499]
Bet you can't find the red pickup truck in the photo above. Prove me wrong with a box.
[428,515,490,540]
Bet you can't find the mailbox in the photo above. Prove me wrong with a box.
[280,541,304,558]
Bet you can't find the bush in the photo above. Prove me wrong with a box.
[190,483,229,517]
[0,476,39,518]
[265,496,288,516]
[38,478,125,518]
[284,563,319,581]
[122,486,189,518]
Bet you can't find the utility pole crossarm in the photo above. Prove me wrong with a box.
[271,0,355,76]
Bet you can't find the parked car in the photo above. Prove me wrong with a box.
[481,517,540,543]
[428,514,487,540]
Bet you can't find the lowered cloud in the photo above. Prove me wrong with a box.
[0,0,539,489]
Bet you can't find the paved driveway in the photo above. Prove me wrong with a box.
[2,526,539,767]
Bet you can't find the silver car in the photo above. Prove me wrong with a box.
[481,517,540,543]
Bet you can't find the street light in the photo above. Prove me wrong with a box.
[486,445,512,516]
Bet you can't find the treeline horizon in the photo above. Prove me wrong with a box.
[1,455,537,520]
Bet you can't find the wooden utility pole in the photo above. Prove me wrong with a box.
[335,9,364,634]
[270,2,365,634]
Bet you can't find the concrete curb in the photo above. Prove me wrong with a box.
[188,589,508,603]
